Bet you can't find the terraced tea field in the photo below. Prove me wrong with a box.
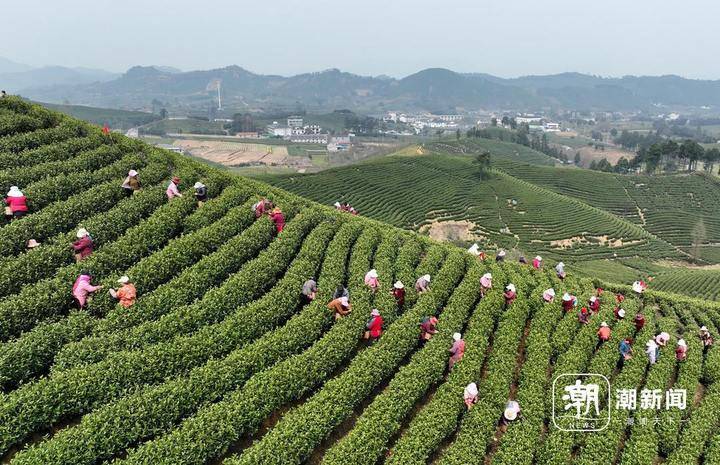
[2,99,720,465]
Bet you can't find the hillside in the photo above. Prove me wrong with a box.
[2,99,720,465]
[16,65,720,112]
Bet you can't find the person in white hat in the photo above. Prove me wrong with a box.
[632,280,647,294]
[502,400,522,425]
[464,382,479,409]
[193,182,208,206]
[449,332,465,368]
[364,269,380,293]
[328,294,351,320]
[72,228,94,262]
[555,262,566,280]
[496,250,506,263]
[121,170,141,196]
[468,243,480,256]
[391,281,406,308]
[504,284,517,307]
[615,307,626,320]
[561,293,576,312]
[415,274,431,294]
[301,277,317,303]
[4,186,28,220]
[588,295,600,314]
[26,239,40,249]
[598,322,611,342]
[333,201,342,210]
[109,275,137,308]
[532,255,543,270]
[365,308,383,342]
[655,332,670,347]
[542,288,556,303]
[675,339,688,361]
[480,273,493,297]
[700,326,714,348]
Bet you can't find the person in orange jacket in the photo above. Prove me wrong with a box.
[109,276,137,308]
[598,321,611,342]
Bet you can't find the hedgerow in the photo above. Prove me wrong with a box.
[115,231,429,465]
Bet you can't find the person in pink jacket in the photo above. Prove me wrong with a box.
[72,272,103,308]
[364,269,380,292]
[166,177,183,200]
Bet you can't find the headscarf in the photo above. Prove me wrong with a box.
[562,293,572,302]
[677,339,687,347]
[468,243,480,256]
[453,332,462,341]
[618,308,626,318]
[6,186,23,197]
[394,281,404,289]
[172,176,181,184]
[367,269,378,279]
[464,382,478,397]
[371,308,380,317]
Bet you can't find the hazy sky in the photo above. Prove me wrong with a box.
[2,0,719,79]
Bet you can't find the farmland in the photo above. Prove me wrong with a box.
[2,98,720,465]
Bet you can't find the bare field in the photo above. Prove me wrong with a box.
[172,139,313,168]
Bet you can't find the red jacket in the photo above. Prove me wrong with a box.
[504,291,516,305]
[367,315,383,338]
[392,288,405,306]
[72,236,94,259]
[589,299,600,313]
[562,299,576,312]
[5,196,28,213]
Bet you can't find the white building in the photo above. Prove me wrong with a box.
[289,133,329,144]
[433,114,463,122]
[304,124,322,134]
[287,116,304,128]
[270,126,293,137]
[543,122,561,132]
[516,116,543,124]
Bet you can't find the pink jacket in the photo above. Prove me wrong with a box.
[166,181,181,199]
[72,275,101,307]
[449,339,466,362]
[364,276,379,288]
[5,196,28,213]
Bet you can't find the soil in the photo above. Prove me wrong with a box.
[550,235,643,249]
[419,220,485,243]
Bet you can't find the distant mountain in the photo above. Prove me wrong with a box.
[0,66,119,94]
[15,65,720,113]
[0,57,32,74]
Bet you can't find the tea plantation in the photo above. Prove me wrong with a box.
[2,99,720,465]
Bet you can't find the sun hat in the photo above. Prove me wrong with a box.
[6,186,23,197]
[367,269,378,278]
[504,407,518,421]
[371,308,380,316]
[480,274,492,287]
[26,239,40,248]
[535,255,542,261]
[546,288,556,297]
[618,308,626,318]
[465,382,478,396]
[701,326,709,332]
[394,281,404,289]
[422,274,431,282]
[468,243,480,255]
[117,276,130,284]
[128,170,138,177]
[678,339,687,347]
[453,332,462,341]
[601,321,608,327]
[334,201,341,208]
[506,284,516,293]
[76,228,89,238]
[562,293,572,301]
[194,182,205,189]
[272,207,282,213]
[646,339,656,347]
[590,296,597,302]
[340,296,349,307]
[497,250,506,257]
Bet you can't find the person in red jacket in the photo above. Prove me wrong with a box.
[579,307,590,324]
[675,339,688,361]
[504,284,517,308]
[72,228,94,262]
[4,186,28,220]
[598,322,611,342]
[365,308,383,342]
[269,207,285,233]
[561,293,577,312]
[589,296,600,314]
[391,281,405,309]
[634,313,646,331]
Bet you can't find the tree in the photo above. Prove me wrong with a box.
[159,108,168,120]
[610,128,618,137]
[473,150,492,180]
[615,157,631,173]
[591,130,603,141]
[456,129,461,140]
[491,117,498,127]
[509,118,518,130]
[574,152,582,165]
[501,116,510,127]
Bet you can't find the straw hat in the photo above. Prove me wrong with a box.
[193,182,205,189]
[504,407,518,421]
[6,186,23,197]
[506,284,516,293]
[26,239,40,248]
[371,308,380,317]
[618,308,626,318]
[272,207,282,213]
[367,269,378,278]
[76,228,89,238]
[677,339,687,347]
[117,276,130,284]
[600,322,608,327]
[394,281,404,289]
[453,332,462,341]
[128,170,138,177]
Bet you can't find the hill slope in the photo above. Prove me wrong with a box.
[1,99,720,465]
